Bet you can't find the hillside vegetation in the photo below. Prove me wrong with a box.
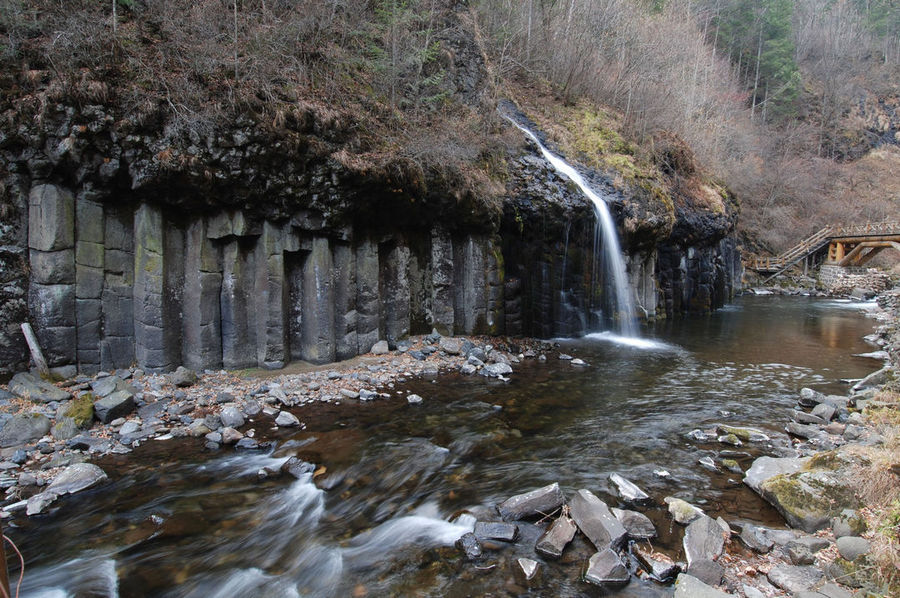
[1,0,898,254]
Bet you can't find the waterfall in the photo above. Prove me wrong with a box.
[503,114,637,337]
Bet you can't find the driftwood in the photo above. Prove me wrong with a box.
[20,322,50,378]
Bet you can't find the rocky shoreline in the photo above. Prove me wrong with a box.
[0,290,897,596]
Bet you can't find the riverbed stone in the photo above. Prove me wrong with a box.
[744,456,808,493]
[766,563,824,593]
[683,515,727,566]
[51,417,79,441]
[275,411,300,427]
[535,512,577,558]
[482,362,512,378]
[371,340,389,355]
[673,573,732,598]
[716,425,769,443]
[473,521,518,542]
[47,462,107,495]
[792,410,827,426]
[832,509,866,538]
[91,375,126,398]
[0,413,51,447]
[94,390,135,424]
[611,507,656,540]
[836,536,870,561]
[812,403,836,422]
[221,427,243,444]
[759,468,859,533]
[665,497,705,524]
[219,406,245,429]
[498,482,566,522]
[799,388,826,408]
[439,337,462,355]
[739,523,774,553]
[634,544,679,581]
[455,532,482,560]
[609,473,649,503]
[168,366,197,387]
[9,372,71,403]
[516,557,539,582]
[569,489,627,551]
[584,548,629,588]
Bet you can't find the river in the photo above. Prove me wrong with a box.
[10,296,881,597]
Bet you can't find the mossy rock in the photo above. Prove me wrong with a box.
[825,557,868,589]
[58,393,95,429]
[760,470,860,533]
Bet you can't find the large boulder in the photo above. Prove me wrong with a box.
[8,372,71,403]
[0,413,51,447]
[94,390,135,424]
[758,469,859,533]
[57,394,95,428]
[26,462,108,515]
[744,456,808,494]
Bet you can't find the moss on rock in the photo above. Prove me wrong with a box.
[59,393,95,428]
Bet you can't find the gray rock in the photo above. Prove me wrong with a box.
[9,373,71,403]
[799,388,826,408]
[743,456,808,494]
[219,406,245,429]
[370,340,389,355]
[852,366,890,391]
[792,410,827,426]
[611,508,656,540]
[785,541,816,565]
[836,536,870,561]
[766,564,824,593]
[569,489,628,551]
[584,548,629,588]
[516,557,539,581]
[832,509,866,538]
[673,574,732,598]
[406,394,424,404]
[216,392,235,404]
[339,389,360,400]
[50,417,79,441]
[221,427,243,444]
[94,390,135,424]
[665,497,705,524]
[188,420,211,437]
[0,414,51,447]
[794,583,853,598]
[634,544,679,581]
[535,513,577,558]
[455,532,482,560]
[786,421,820,439]
[498,482,566,522]
[473,521,518,542]
[274,411,300,427]
[811,403,836,422]
[686,559,725,586]
[482,362,512,378]
[26,491,60,516]
[459,363,477,375]
[439,337,462,355]
[281,457,315,479]
[235,437,259,450]
[683,515,727,566]
[359,389,377,401]
[739,523,774,553]
[609,473,650,503]
[46,462,107,495]
[90,375,126,398]
[168,366,197,387]
[118,421,141,436]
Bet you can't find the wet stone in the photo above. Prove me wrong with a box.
[683,515,727,566]
[406,394,423,404]
[584,548,629,589]
[235,437,259,450]
[455,532,482,560]
[535,513,577,558]
[473,521,518,542]
[634,544,679,581]
[220,406,245,428]
[665,497,705,525]
[568,489,627,551]
[498,482,565,522]
[275,411,300,427]
[609,473,649,503]
[686,558,724,587]
[281,457,315,479]
[516,557,539,582]
[611,508,656,540]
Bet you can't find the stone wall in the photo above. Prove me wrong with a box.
[17,185,505,373]
[818,264,893,295]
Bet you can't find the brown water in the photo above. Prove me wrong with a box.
[8,296,882,597]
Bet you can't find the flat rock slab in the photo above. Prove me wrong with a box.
[584,548,629,588]
[0,413,51,447]
[766,564,824,594]
[683,515,727,566]
[569,489,627,551]
[535,513,577,558]
[47,462,108,495]
[94,390,135,424]
[673,573,733,598]
[611,507,656,540]
[739,523,774,553]
[794,583,853,598]
[498,482,565,522]
[634,544,679,581]
[9,372,71,403]
[686,558,725,587]
[90,375,126,398]
[609,473,649,503]
[473,521,518,542]
[744,456,809,494]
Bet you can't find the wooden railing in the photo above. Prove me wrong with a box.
[744,221,900,274]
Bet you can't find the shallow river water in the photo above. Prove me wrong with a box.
[9,296,882,597]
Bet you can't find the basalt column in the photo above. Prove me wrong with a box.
[101,204,135,370]
[74,194,104,372]
[182,218,223,371]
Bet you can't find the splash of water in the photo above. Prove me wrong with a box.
[503,114,637,336]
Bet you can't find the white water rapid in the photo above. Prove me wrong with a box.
[504,115,637,336]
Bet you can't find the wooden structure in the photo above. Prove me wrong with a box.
[745,222,900,281]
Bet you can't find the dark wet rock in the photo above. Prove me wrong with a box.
[274,411,300,427]
[698,456,718,471]
[687,428,714,442]
[836,536,870,561]
[481,362,512,378]
[168,366,197,387]
[235,437,260,450]
[611,508,656,540]
[792,411,827,426]
[219,406,245,428]
[455,532,482,560]
[473,521,518,542]
[683,515,727,566]
[94,390,135,424]
[28,462,108,515]
[215,392,235,404]
[9,372,71,403]
[516,557,539,582]
[584,548,629,588]
[535,513,577,558]
[90,375,126,398]
[634,544,679,581]
[767,563,824,593]
[281,457,315,479]
[498,482,566,522]
[739,523,774,553]
[569,489,627,551]
[665,497,705,524]
[832,509,866,538]
[673,573,732,598]
[609,473,649,503]
[686,558,724,586]
[786,421,821,439]
[799,388,826,408]
[0,413,51,447]
[408,350,426,361]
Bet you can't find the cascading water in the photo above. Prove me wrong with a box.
[503,113,637,337]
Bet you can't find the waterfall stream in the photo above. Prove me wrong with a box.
[503,114,637,337]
